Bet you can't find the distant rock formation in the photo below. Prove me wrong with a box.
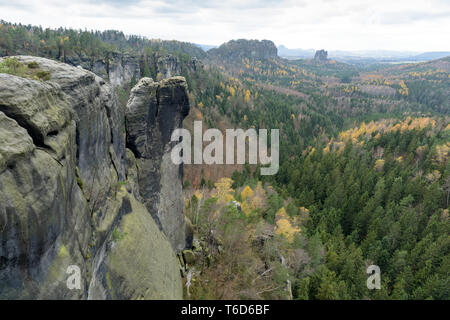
[314,49,328,61]
[0,56,189,299]
[208,39,278,61]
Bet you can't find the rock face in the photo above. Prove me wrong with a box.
[157,54,182,79]
[63,52,200,87]
[314,49,328,62]
[64,52,141,87]
[126,77,190,252]
[208,39,278,61]
[108,53,141,87]
[0,56,188,299]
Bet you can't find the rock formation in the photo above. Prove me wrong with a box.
[0,56,189,299]
[63,52,200,87]
[314,49,328,62]
[208,39,278,61]
[156,55,182,80]
[64,52,140,87]
[126,77,190,252]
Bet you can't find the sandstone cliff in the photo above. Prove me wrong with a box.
[126,77,190,252]
[64,51,201,87]
[0,56,189,299]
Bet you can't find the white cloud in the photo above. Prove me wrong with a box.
[0,0,449,51]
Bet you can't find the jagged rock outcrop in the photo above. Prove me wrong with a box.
[64,52,140,87]
[63,51,201,87]
[156,54,182,79]
[0,56,187,299]
[314,49,328,62]
[126,77,190,252]
[208,39,278,61]
[108,53,141,87]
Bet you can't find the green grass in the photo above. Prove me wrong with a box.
[112,226,127,242]
[0,57,50,81]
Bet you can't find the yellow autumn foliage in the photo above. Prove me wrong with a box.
[275,207,288,220]
[244,89,251,103]
[241,186,254,201]
[193,190,203,201]
[434,143,450,164]
[374,159,385,172]
[228,86,235,97]
[328,117,439,154]
[299,206,309,214]
[240,201,252,216]
[398,80,409,96]
[275,207,300,243]
[213,178,234,204]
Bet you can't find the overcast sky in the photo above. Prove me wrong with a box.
[1,0,449,52]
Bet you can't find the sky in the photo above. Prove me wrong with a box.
[1,0,449,52]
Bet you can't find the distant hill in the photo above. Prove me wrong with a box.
[194,44,449,63]
[0,20,207,60]
[208,39,278,61]
[277,45,450,65]
[195,44,218,52]
[333,51,450,65]
[277,45,315,58]
[408,51,450,61]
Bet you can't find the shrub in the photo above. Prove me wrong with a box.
[0,57,27,76]
[36,70,51,81]
[112,226,127,242]
[27,61,39,69]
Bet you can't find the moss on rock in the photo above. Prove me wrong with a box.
[89,194,183,300]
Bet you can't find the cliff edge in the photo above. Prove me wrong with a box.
[0,56,189,299]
